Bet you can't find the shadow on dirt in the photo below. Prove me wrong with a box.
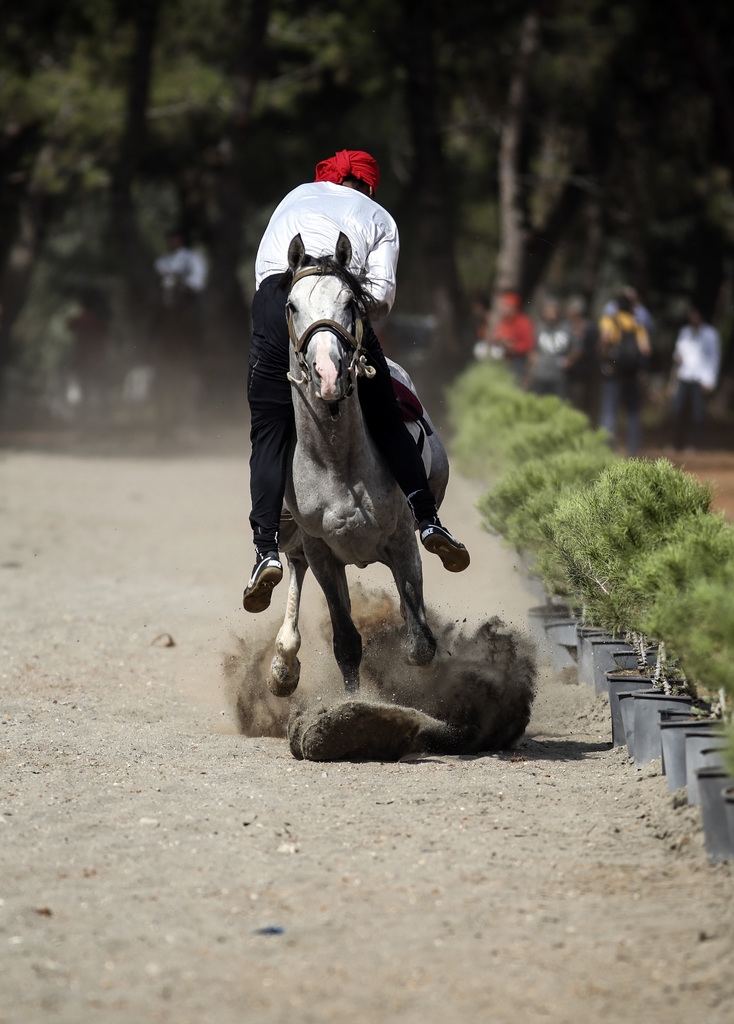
[225,590,537,762]
[516,738,613,760]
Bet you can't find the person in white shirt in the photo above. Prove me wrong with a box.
[244,149,469,613]
[670,304,721,451]
[153,230,208,438]
[155,230,207,300]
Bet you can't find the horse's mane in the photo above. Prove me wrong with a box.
[280,255,378,318]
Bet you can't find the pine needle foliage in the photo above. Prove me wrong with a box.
[479,445,615,545]
[621,512,734,632]
[447,362,574,476]
[479,446,616,594]
[544,458,712,630]
[641,567,734,767]
[502,414,606,467]
[635,517,734,702]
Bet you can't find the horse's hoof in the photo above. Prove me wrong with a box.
[407,632,437,667]
[268,656,300,698]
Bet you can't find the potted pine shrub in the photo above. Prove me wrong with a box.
[641,564,734,860]
[479,444,616,669]
[543,458,712,758]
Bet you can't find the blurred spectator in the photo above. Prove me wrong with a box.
[603,284,654,337]
[66,288,110,427]
[565,295,599,416]
[153,229,208,438]
[598,291,651,455]
[527,297,579,398]
[155,229,207,304]
[490,290,534,381]
[669,304,721,451]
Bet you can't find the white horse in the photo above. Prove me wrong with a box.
[268,231,449,697]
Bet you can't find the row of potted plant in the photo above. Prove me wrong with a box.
[447,360,734,862]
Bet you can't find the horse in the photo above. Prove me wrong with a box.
[267,231,449,698]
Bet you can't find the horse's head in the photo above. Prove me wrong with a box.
[286,232,374,405]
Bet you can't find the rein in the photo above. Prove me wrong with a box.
[286,265,376,392]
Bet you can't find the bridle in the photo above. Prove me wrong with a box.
[285,265,376,397]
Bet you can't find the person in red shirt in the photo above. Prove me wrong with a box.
[491,291,535,382]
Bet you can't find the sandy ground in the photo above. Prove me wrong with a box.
[1,436,733,1024]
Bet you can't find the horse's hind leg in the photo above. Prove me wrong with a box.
[269,551,308,697]
[304,539,362,694]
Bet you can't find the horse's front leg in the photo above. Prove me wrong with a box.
[388,521,436,667]
[303,537,362,694]
[269,551,308,697]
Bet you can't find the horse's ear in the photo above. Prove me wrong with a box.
[335,231,352,268]
[288,234,306,271]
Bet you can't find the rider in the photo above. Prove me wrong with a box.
[244,148,470,613]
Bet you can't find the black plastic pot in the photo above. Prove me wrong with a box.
[632,692,694,768]
[617,686,657,755]
[607,677,657,748]
[544,618,579,671]
[696,766,734,864]
[527,603,571,643]
[612,648,658,672]
[576,628,608,687]
[686,735,729,805]
[527,604,574,666]
[724,787,734,853]
[592,641,635,695]
[659,719,720,793]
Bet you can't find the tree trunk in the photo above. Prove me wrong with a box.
[110,0,162,353]
[579,194,604,304]
[493,9,541,303]
[202,0,270,373]
[0,124,44,375]
[520,173,586,300]
[399,0,464,366]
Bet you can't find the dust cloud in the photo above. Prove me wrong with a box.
[225,586,536,761]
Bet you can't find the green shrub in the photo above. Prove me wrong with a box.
[636,523,734,696]
[502,413,605,467]
[620,512,734,634]
[544,458,712,630]
[640,566,734,714]
[479,446,616,596]
[447,362,573,475]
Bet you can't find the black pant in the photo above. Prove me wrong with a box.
[248,274,431,546]
[671,379,706,450]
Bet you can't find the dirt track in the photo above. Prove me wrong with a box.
[1,438,733,1024]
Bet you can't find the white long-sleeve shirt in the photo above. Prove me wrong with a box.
[673,323,721,390]
[254,182,400,313]
[155,247,208,293]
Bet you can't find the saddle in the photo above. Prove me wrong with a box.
[392,377,433,434]
[391,374,434,472]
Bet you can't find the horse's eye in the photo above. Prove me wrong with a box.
[286,300,297,314]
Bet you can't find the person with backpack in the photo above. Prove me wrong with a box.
[597,291,651,455]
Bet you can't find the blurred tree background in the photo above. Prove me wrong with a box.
[2,0,734,425]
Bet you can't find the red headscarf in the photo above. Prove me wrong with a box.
[314,149,380,193]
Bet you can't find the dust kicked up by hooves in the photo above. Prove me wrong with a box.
[224,589,537,762]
